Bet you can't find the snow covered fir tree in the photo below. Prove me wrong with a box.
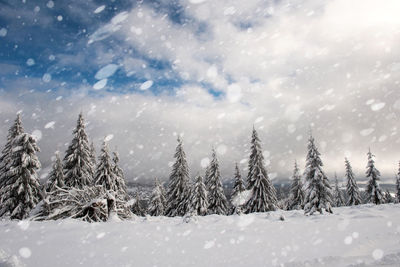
[190,175,208,216]
[45,152,65,193]
[365,149,383,205]
[230,163,246,214]
[148,178,166,216]
[344,158,361,206]
[303,132,333,215]
[0,114,24,191]
[0,112,400,223]
[245,128,278,213]
[63,113,94,188]
[165,137,191,217]
[287,160,304,210]
[206,148,229,215]
[0,116,42,219]
[332,174,345,207]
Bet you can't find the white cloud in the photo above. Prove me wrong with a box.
[2,0,400,182]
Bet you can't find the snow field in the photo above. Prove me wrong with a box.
[0,204,399,267]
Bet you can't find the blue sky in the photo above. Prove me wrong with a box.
[1,0,400,183]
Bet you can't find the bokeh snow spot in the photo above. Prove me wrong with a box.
[140,80,153,90]
[94,5,106,14]
[105,134,114,142]
[95,64,118,80]
[344,236,352,245]
[42,73,52,83]
[96,232,106,239]
[372,249,383,260]
[32,130,42,141]
[46,1,54,8]
[254,117,264,124]
[93,79,107,90]
[19,247,31,258]
[26,58,35,66]
[370,102,385,111]
[200,157,210,168]
[0,28,8,37]
[360,128,374,136]
[44,121,55,129]
[204,240,215,249]
[216,144,227,155]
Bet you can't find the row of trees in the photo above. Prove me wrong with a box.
[0,113,399,222]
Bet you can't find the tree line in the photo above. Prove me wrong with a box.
[0,113,399,222]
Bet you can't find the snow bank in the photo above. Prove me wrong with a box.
[0,204,399,267]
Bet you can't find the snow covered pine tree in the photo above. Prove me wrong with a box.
[45,152,65,193]
[287,160,304,210]
[94,141,132,219]
[0,114,24,195]
[345,158,361,206]
[112,151,129,200]
[206,148,229,215]
[245,128,278,213]
[165,137,191,217]
[190,175,208,216]
[303,133,333,215]
[63,113,94,188]
[94,141,118,191]
[365,149,383,205]
[131,192,145,216]
[148,178,166,216]
[0,121,42,219]
[333,173,345,207]
[230,163,246,214]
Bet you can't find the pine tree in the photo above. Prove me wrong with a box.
[190,175,208,216]
[148,178,166,216]
[112,151,128,198]
[230,163,246,213]
[333,173,345,207]
[384,189,393,203]
[0,114,24,190]
[90,141,96,171]
[206,148,229,215]
[245,128,278,213]
[131,192,144,216]
[94,141,117,191]
[396,161,400,203]
[345,158,361,206]
[247,127,263,190]
[63,113,93,188]
[45,152,65,193]
[365,149,383,205]
[0,132,42,219]
[303,133,333,215]
[287,160,304,210]
[165,137,191,217]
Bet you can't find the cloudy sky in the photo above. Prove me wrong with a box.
[1,0,400,184]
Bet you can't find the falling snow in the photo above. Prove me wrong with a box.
[140,80,153,90]
[93,79,108,90]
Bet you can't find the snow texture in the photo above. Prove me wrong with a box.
[1,204,400,267]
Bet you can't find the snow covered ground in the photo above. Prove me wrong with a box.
[1,204,399,267]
